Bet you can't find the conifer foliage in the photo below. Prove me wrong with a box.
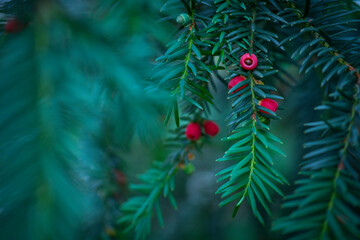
[0,0,359,240]
[273,1,360,239]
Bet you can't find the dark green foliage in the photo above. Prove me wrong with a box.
[273,0,360,239]
[119,159,179,240]
[122,1,289,235]
[0,0,166,239]
[274,88,360,239]
[1,0,360,239]
[103,0,360,238]
[209,0,288,223]
[119,121,212,239]
[154,0,222,126]
[0,8,100,240]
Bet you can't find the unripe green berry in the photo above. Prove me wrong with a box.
[176,13,190,25]
[183,163,195,175]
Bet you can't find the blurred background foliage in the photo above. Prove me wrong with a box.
[0,0,170,239]
[0,0,359,240]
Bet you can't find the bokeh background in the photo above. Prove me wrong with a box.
[2,0,356,239]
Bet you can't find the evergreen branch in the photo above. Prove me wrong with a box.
[217,73,287,223]
[274,86,360,239]
[320,84,360,238]
[175,2,196,98]
[119,124,202,239]
[155,0,218,126]
[274,1,360,235]
[119,159,180,240]
[230,72,261,217]
[119,1,220,238]
[213,0,287,223]
[279,0,360,87]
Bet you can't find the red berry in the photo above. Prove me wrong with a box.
[185,122,201,141]
[228,75,247,93]
[5,19,24,33]
[259,98,278,114]
[203,120,219,137]
[240,53,258,70]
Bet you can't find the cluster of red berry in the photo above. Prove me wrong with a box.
[185,120,219,141]
[228,53,278,114]
[184,53,279,140]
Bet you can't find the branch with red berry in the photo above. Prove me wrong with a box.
[210,1,287,223]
